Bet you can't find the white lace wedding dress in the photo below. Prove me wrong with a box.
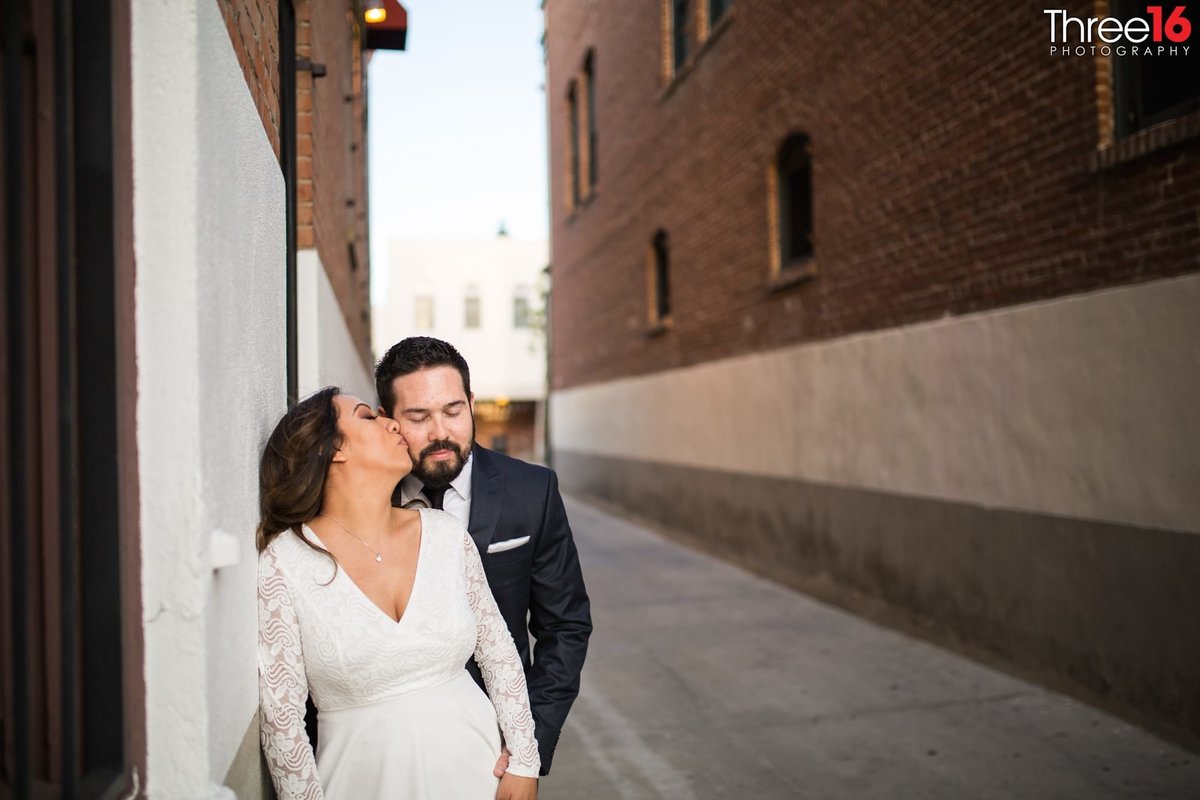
[258,507,540,799]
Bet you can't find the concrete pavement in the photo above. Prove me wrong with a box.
[541,496,1199,799]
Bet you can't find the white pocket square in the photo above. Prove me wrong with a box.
[487,536,530,554]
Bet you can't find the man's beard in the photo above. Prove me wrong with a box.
[413,426,474,489]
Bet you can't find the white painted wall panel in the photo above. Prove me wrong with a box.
[297,250,375,402]
[372,238,547,401]
[134,0,284,795]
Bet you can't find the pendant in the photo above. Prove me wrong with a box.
[375,554,383,563]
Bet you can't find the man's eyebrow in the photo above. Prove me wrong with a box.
[400,399,466,415]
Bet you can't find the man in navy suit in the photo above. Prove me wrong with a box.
[375,336,592,778]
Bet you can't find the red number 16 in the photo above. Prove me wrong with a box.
[1147,6,1192,42]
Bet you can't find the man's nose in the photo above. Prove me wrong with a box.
[430,415,449,440]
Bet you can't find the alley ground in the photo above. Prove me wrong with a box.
[541,497,1199,799]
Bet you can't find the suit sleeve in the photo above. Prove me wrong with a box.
[526,469,593,775]
[462,529,541,777]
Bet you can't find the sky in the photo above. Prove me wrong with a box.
[367,1,549,303]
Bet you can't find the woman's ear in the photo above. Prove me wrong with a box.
[330,443,348,463]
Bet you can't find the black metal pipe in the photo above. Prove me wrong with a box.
[282,0,299,406]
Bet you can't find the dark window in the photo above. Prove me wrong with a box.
[584,51,598,191]
[567,82,581,210]
[513,290,531,328]
[673,0,690,71]
[652,231,672,322]
[709,0,730,27]
[1113,2,1200,137]
[778,133,814,264]
[465,287,482,329]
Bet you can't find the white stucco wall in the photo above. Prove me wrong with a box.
[551,274,1200,534]
[133,1,285,796]
[297,250,375,402]
[372,238,547,400]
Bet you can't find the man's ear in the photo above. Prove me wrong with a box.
[468,392,475,413]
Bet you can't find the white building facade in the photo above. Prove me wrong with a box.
[373,236,549,460]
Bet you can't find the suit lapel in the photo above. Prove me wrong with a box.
[468,445,502,554]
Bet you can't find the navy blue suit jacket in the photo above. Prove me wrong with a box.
[464,445,592,776]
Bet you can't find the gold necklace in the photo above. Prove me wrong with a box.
[319,513,385,563]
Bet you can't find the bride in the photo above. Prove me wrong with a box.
[257,387,539,799]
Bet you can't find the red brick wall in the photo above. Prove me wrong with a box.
[219,0,373,369]
[217,0,281,160]
[544,0,1200,391]
[297,0,372,365]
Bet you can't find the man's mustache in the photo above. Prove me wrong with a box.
[419,439,463,461]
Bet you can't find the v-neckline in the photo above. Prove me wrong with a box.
[303,507,427,625]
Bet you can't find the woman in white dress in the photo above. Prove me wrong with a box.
[256,387,539,799]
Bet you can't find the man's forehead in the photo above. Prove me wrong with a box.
[391,366,468,403]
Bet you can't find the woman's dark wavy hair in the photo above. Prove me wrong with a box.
[256,386,342,568]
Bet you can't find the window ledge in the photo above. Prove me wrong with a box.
[563,191,597,224]
[767,260,817,292]
[1092,109,1200,171]
[646,317,673,337]
[660,9,735,102]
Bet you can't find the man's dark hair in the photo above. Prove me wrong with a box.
[375,336,472,416]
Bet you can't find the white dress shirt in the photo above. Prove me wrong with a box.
[399,451,474,529]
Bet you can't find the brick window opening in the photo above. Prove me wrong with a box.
[584,51,598,193]
[464,286,482,329]
[648,230,673,329]
[415,295,434,331]
[1112,3,1200,138]
[666,0,730,76]
[700,0,730,39]
[672,0,690,72]
[566,81,581,211]
[708,0,730,28]
[768,133,815,280]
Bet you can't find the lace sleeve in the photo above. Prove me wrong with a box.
[462,531,542,778]
[258,547,324,800]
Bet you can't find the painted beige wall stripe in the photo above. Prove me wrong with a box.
[551,274,1200,534]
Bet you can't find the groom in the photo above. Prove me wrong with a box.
[375,336,592,777]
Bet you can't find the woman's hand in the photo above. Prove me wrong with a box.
[492,745,511,778]
[496,773,537,800]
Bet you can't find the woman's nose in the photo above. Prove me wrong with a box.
[385,417,401,434]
